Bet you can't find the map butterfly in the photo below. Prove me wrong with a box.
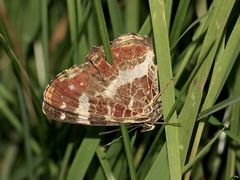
[42,34,163,131]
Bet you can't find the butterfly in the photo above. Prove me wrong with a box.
[42,34,163,132]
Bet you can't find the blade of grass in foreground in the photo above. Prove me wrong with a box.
[137,30,209,179]
[94,0,113,64]
[145,144,169,180]
[94,138,123,179]
[67,128,101,180]
[120,124,137,180]
[96,146,116,180]
[149,0,181,180]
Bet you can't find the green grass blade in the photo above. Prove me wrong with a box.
[169,0,191,47]
[86,11,100,46]
[94,137,123,179]
[203,15,240,106]
[198,95,240,120]
[112,150,128,180]
[125,0,139,33]
[0,34,42,117]
[41,0,48,83]
[94,0,113,64]
[59,143,74,180]
[120,124,137,180]
[61,1,92,69]
[0,84,16,104]
[170,10,212,52]
[96,146,116,180]
[165,0,172,30]
[149,0,181,179]
[137,129,165,179]
[0,34,30,85]
[107,0,124,37]
[138,15,151,36]
[76,0,89,64]
[16,81,33,180]
[67,128,101,180]
[33,41,46,87]
[173,42,198,84]
[182,127,225,174]
[67,0,79,64]
[192,4,213,41]
[138,33,210,180]
[145,144,169,180]
[225,129,240,146]
[203,116,240,146]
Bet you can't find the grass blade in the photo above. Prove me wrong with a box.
[169,0,191,47]
[149,0,181,179]
[94,0,113,64]
[107,0,124,37]
[182,127,225,174]
[125,0,139,33]
[96,146,116,180]
[67,128,101,180]
[59,143,74,180]
[120,124,137,180]
[41,0,48,83]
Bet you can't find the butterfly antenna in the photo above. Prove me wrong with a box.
[102,125,142,147]
[128,124,143,133]
[154,121,181,127]
[103,136,123,147]
[99,128,122,135]
[99,124,143,136]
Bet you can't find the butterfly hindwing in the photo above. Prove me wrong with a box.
[42,34,159,127]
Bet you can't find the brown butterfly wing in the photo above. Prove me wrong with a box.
[42,34,159,126]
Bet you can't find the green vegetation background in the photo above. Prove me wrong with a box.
[0,0,240,179]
